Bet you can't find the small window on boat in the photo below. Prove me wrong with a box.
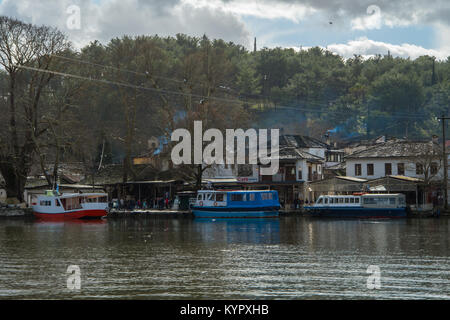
[389,198,396,205]
[345,198,349,203]
[261,193,273,200]
[206,193,213,201]
[216,193,225,202]
[329,198,334,204]
[40,200,51,206]
[350,198,355,203]
[338,198,343,204]
[324,198,328,204]
[55,200,60,206]
[317,198,323,204]
[355,198,360,203]
[231,194,244,201]
[248,193,255,201]
[197,194,203,200]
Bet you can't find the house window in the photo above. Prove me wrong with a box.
[397,163,405,175]
[355,164,362,176]
[431,162,438,175]
[385,163,392,176]
[416,163,424,175]
[367,164,374,176]
[298,169,302,180]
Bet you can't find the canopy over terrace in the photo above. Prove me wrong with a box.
[308,176,368,197]
[123,179,185,202]
[363,175,425,207]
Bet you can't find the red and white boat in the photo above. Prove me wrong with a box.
[32,190,109,220]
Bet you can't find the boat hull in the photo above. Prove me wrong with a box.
[303,207,406,218]
[192,206,279,218]
[33,209,107,220]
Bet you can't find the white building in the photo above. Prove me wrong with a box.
[345,138,443,181]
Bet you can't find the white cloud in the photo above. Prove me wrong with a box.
[0,0,252,48]
[290,37,450,60]
[181,0,316,23]
[327,37,449,60]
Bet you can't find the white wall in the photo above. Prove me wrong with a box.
[203,163,259,182]
[306,148,325,159]
[346,158,443,180]
[0,188,6,203]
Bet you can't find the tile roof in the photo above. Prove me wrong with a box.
[280,135,330,149]
[346,139,441,159]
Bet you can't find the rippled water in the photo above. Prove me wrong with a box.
[0,216,449,299]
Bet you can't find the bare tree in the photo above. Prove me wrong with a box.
[0,16,70,201]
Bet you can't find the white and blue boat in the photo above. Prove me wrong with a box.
[191,190,281,218]
[304,193,407,218]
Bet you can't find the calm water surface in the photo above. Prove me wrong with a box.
[0,216,449,299]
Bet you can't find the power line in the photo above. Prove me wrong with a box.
[14,64,431,120]
[50,54,431,119]
[51,54,187,84]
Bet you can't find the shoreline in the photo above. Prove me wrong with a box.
[1,207,449,219]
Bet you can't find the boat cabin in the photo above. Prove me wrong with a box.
[195,190,280,208]
[34,191,108,213]
[314,193,406,208]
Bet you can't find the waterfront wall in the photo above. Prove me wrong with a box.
[0,207,33,218]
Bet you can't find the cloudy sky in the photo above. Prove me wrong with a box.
[1,0,450,60]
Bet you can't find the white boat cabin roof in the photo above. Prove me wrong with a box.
[40,190,107,198]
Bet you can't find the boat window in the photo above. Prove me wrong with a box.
[398,197,405,205]
[206,193,213,201]
[363,197,392,205]
[345,198,349,203]
[248,193,255,201]
[40,200,51,206]
[55,200,60,206]
[355,198,360,203]
[261,193,273,200]
[317,198,323,204]
[324,198,328,204]
[216,193,225,202]
[338,198,343,204]
[197,194,203,201]
[231,194,244,201]
[389,198,396,205]
[329,198,334,204]
[350,198,355,203]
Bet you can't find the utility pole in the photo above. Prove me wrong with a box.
[438,115,450,210]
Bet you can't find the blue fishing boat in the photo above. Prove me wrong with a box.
[191,190,280,218]
[303,193,407,218]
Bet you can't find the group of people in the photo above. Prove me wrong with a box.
[112,195,171,210]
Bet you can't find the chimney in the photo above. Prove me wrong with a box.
[324,133,330,146]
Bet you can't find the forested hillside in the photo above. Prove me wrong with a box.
[1,16,449,199]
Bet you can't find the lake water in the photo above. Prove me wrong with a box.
[0,216,449,299]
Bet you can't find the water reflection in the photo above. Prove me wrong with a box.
[0,216,449,299]
[193,218,280,244]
